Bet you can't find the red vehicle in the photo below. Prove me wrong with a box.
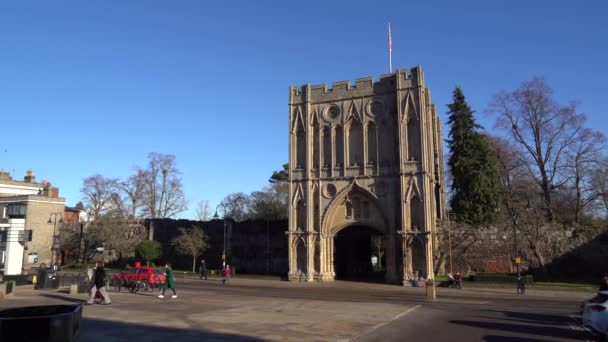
[111,267,166,293]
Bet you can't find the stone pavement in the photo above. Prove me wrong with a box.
[0,277,598,341]
[0,278,418,342]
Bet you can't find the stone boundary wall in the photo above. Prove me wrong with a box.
[145,218,288,275]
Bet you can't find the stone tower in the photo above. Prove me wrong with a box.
[287,67,446,284]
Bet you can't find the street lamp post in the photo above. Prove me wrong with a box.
[47,212,63,267]
[213,205,227,267]
[447,213,454,275]
[509,196,532,293]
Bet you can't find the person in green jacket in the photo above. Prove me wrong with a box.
[158,262,177,299]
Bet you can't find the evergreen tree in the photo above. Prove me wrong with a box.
[446,87,500,225]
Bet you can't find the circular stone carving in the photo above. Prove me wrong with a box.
[323,104,341,122]
[366,99,385,118]
[322,184,337,198]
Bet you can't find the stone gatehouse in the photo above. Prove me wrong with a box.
[287,67,446,284]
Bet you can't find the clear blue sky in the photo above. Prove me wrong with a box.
[1,1,606,218]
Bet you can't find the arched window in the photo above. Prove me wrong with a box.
[348,121,363,166]
[322,127,331,168]
[296,199,306,231]
[366,122,377,165]
[379,120,393,165]
[334,125,344,167]
[407,119,421,161]
[296,239,306,273]
[312,122,319,170]
[295,126,305,168]
[410,195,423,230]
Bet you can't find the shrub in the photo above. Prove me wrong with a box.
[136,240,162,266]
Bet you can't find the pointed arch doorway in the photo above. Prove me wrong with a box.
[334,224,386,282]
[319,180,397,283]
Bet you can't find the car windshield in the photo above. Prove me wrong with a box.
[153,269,165,274]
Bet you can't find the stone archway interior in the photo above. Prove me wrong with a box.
[334,225,385,282]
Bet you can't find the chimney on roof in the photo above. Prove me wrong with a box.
[0,169,12,181]
[24,169,36,183]
[43,181,53,197]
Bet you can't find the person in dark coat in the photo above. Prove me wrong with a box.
[199,259,208,280]
[87,261,111,305]
[158,262,177,299]
[517,277,526,295]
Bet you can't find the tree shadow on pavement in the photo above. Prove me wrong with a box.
[82,317,267,342]
[475,310,576,327]
[39,293,86,304]
[450,309,596,341]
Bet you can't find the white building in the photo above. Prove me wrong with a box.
[0,169,65,275]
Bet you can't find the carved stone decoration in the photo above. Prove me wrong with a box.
[323,104,341,123]
[365,99,385,118]
[344,194,353,219]
[322,183,337,199]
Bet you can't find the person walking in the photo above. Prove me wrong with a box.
[87,261,111,305]
[199,259,208,280]
[222,265,232,285]
[158,262,177,299]
[517,276,526,295]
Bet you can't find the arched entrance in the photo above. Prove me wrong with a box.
[334,225,385,282]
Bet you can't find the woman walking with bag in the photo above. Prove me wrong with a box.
[158,262,177,299]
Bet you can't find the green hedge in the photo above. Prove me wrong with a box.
[468,273,534,284]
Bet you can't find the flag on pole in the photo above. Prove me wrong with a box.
[388,23,393,73]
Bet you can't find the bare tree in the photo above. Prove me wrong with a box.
[195,200,212,221]
[140,153,188,218]
[249,183,288,221]
[172,227,209,272]
[591,157,608,216]
[219,192,251,221]
[116,170,147,220]
[89,216,147,262]
[489,77,586,222]
[372,235,385,271]
[565,128,606,224]
[434,219,480,275]
[488,135,575,271]
[81,175,118,221]
[487,136,528,217]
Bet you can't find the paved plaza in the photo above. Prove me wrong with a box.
[0,276,600,341]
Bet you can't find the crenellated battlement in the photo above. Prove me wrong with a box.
[290,66,425,104]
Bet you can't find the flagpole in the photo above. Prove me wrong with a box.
[388,23,393,73]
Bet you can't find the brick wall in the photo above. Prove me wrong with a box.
[22,198,66,269]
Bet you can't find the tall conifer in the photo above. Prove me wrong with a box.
[446,87,500,225]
